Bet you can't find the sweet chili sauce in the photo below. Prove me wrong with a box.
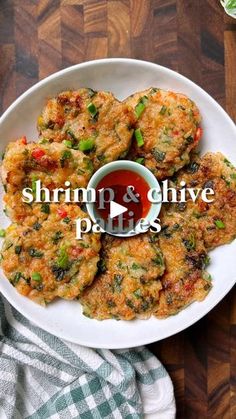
[95,169,151,226]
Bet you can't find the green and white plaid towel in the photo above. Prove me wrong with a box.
[0,295,175,419]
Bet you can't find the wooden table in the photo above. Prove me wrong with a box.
[0,1,235,417]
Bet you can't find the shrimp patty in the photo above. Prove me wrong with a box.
[1,138,93,223]
[125,88,201,179]
[80,233,164,320]
[0,205,101,305]
[38,88,135,169]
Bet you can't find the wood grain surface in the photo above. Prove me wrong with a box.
[0,0,235,417]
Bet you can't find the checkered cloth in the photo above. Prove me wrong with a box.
[0,295,175,418]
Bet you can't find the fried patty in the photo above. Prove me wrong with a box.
[38,88,135,169]
[1,138,93,223]
[0,205,101,305]
[167,152,236,250]
[125,88,201,179]
[80,233,164,320]
[155,211,211,318]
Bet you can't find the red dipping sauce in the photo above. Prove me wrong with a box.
[95,169,151,226]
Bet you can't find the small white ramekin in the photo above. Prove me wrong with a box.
[86,160,162,237]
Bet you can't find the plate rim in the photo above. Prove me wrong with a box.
[0,58,236,349]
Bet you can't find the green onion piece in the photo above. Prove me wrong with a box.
[135,129,144,147]
[63,217,71,224]
[57,246,69,269]
[0,229,6,237]
[41,203,50,214]
[215,219,225,229]
[63,140,72,148]
[135,158,144,165]
[135,102,145,118]
[61,150,72,160]
[13,272,22,283]
[32,272,42,281]
[28,248,44,258]
[79,138,95,152]
[87,102,97,117]
[160,105,167,115]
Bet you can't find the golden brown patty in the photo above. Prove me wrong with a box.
[1,138,93,223]
[80,233,164,320]
[1,205,101,305]
[38,88,135,169]
[155,211,211,318]
[125,88,201,179]
[167,152,236,250]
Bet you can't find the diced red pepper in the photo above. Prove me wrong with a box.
[57,208,68,218]
[21,136,27,145]
[194,127,203,142]
[32,148,46,160]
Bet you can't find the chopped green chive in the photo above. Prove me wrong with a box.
[0,229,6,237]
[32,272,42,281]
[66,129,78,141]
[41,203,50,214]
[153,254,164,265]
[135,96,148,118]
[87,102,97,117]
[60,150,72,167]
[160,105,167,115]
[152,149,166,162]
[133,289,142,298]
[135,157,144,165]
[52,231,63,244]
[13,272,22,284]
[31,175,38,196]
[28,248,44,258]
[113,274,123,292]
[33,222,42,230]
[203,255,211,267]
[215,219,225,229]
[134,128,144,147]
[63,217,71,224]
[183,234,196,251]
[79,137,95,152]
[38,138,49,144]
[131,263,141,270]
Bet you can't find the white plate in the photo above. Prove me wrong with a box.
[0,59,235,349]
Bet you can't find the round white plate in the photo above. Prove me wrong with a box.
[0,59,235,349]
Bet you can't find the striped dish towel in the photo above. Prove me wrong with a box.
[0,295,175,419]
